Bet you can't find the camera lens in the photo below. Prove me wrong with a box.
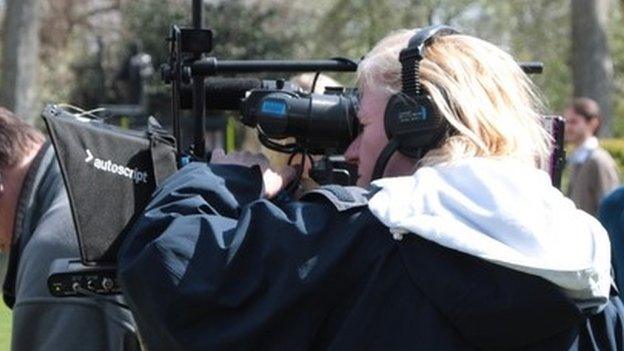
[254,91,359,153]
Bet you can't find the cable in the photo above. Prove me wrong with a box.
[285,150,311,194]
[287,150,313,167]
[258,132,298,154]
[56,103,105,120]
[371,139,401,181]
[310,71,321,93]
[257,131,318,195]
[77,107,106,118]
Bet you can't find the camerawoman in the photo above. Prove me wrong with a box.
[117,26,624,351]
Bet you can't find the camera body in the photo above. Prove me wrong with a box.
[240,86,359,154]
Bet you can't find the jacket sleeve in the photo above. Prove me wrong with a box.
[11,300,139,351]
[598,188,624,291]
[10,201,139,351]
[117,162,369,351]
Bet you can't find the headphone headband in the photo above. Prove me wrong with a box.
[399,25,459,96]
[374,24,460,180]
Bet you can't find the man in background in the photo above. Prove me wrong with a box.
[564,97,619,216]
[0,108,138,350]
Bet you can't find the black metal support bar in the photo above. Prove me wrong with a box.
[519,61,543,74]
[172,77,182,155]
[190,58,541,76]
[192,0,202,29]
[192,79,206,158]
[192,0,207,159]
[191,58,359,76]
[168,25,183,157]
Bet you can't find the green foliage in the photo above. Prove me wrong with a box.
[601,138,624,176]
[121,0,306,66]
[115,0,624,146]
[39,33,86,110]
[30,0,624,140]
[118,0,316,147]
[0,304,11,350]
[121,0,188,69]
[610,2,624,137]
[313,0,574,113]
[497,1,571,113]
[204,1,304,60]
[314,0,477,61]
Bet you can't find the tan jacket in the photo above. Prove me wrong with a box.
[568,147,620,216]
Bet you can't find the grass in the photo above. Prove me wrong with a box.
[0,304,10,350]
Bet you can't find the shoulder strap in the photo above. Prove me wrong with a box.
[147,117,178,187]
[301,185,373,212]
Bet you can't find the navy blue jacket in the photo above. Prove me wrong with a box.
[599,187,624,292]
[118,162,624,351]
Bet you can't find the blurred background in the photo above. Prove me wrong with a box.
[0,0,624,347]
[0,0,623,143]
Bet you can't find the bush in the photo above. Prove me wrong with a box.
[601,138,624,176]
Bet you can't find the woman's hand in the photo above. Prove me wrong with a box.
[210,149,297,198]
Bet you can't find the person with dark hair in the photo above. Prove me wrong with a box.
[0,108,139,350]
[564,97,620,216]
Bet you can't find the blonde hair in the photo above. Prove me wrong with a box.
[358,29,551,167]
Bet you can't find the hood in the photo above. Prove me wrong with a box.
[369,157,611,311]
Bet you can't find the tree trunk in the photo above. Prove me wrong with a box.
[0,0,42,122]
[571,0,613,136]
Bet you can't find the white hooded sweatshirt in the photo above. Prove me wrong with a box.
[368,157,612,311]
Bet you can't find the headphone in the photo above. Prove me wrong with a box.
[372,25,459,180]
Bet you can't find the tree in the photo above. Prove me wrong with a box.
[613,0,624,136]
[571,0,614,136]
[0,0,43,122]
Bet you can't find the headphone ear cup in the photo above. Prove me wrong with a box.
[384,93,403,141]
[383,93,445,158]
